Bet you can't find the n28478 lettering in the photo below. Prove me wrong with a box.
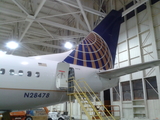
[24,93,50,98]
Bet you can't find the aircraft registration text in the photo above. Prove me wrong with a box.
[24,92,50,98]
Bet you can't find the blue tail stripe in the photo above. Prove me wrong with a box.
[77,59,83,66]
[87,61,92,68]
[93,40,106,68]
[86,41,97,68]
[84,41,91,62]
[83,40,89,53]
[92,42,105,69]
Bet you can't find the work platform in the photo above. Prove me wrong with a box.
[67,78,120,120]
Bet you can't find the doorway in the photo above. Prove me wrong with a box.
[104,89,111,115]
[68,67,75,93]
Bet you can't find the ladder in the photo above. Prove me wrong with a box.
[67,78,116,120]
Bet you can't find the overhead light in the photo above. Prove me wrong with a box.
[6,41,19,49]
[64,42,73,49]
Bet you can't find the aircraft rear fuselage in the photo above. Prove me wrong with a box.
[0,55,117,111]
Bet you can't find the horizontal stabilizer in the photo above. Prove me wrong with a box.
[98,59,160,78]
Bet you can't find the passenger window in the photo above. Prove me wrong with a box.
[0,68,5,74]
[19,70,23,76]
[35,72,40,77]
[10,69,14,75]
[27,71,32,77]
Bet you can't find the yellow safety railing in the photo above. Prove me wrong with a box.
[68,79,102,120]
[77,80,116,120]
[83,81,116,120]
[67,78,116,120]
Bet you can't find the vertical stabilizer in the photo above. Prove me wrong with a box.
[64,10,122,70]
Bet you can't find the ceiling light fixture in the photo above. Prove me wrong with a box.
[6,41,19,49]
[64,42,73,49]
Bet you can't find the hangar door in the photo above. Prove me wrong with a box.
[56,62,69,90]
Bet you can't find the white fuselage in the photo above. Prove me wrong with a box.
[0,54,118,111]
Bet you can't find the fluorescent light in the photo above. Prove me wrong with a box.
[64,42,73,49]
[6,41,19,49]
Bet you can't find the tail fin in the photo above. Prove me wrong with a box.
[64,10,122,70]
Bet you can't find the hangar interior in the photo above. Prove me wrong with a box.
[0,0,160,120]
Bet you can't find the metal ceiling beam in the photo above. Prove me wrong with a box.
[0,1,90,37]
[0,19,25,25]
[12,0,31,16]
[0,36,8,39]
[22,35,84,43]
[0,14,21,21]
[30,42,65,50]
[122,0,149,17]
[0,7,26,18]
[37,19,88,35]
[18,21,32,42]
[0,26,13,30]
[30,23,57,32]
[27,26,52,36]
[76,0,91,31]
[37,11,81,19]
[0,33,9,36]
[56,0,106,17]
[18,0,46,42]
[29,27,53,34]
[34,1,46,17]
[56,0,148,18]
[7,0,46,55]
[37,22,54,39]
[27,31,50,37]
[0,29,10,32]
[62,4,88,31]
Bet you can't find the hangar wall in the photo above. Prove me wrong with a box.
[111,1,160,120]
[47,1,160,120]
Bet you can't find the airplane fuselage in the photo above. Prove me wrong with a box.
[0,55,119,111]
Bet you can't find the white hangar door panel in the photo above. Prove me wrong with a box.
[56,62,69,90]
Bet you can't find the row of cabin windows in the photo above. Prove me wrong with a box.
[0,68,40,77]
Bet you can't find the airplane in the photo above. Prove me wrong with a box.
[0,10,160,119]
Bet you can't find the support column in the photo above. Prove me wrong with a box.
[146,0,160,98]
[100,91,104,104]
[133,0,148,117]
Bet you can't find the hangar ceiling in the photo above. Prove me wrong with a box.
[0,0,135,56]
